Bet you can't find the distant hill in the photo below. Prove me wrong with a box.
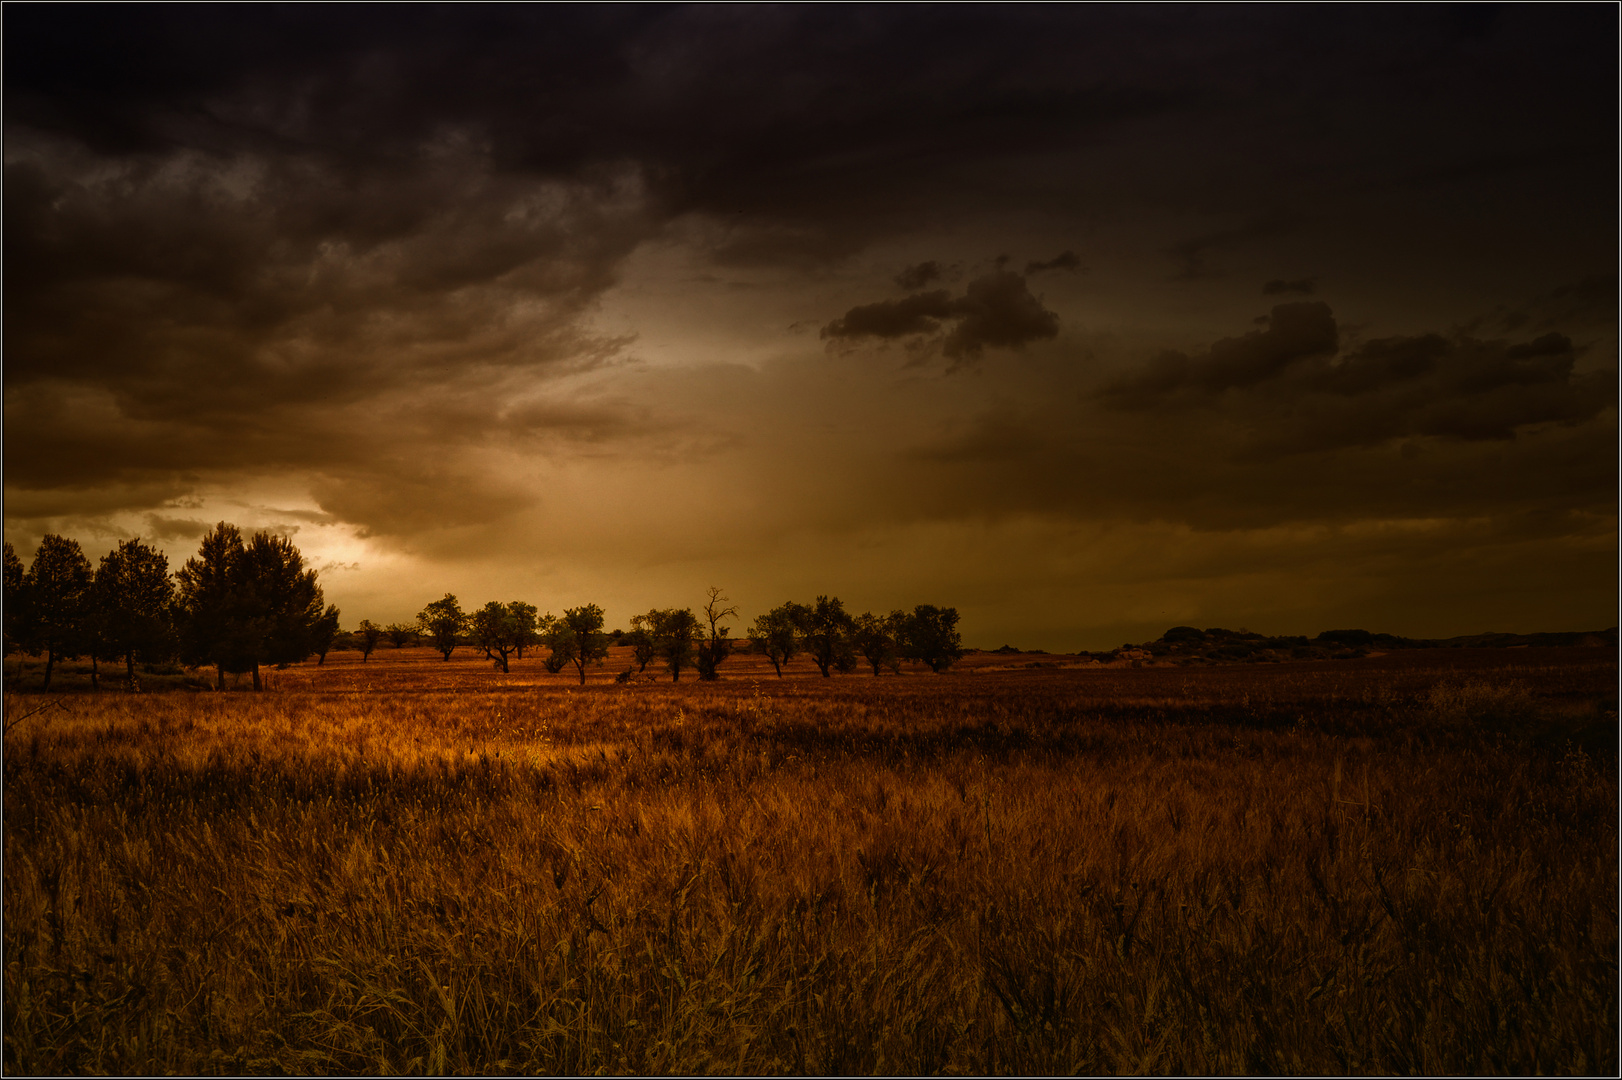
[1056,625,1619,665]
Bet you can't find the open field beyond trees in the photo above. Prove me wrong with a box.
[4,646,1617,1075]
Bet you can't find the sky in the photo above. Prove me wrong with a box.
[4,5,1616,651]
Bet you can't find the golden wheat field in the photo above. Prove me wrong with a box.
[3,646,1617,1075]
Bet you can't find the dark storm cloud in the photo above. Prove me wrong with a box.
[1099,304,1614,457]
[821,291,959,341]
[1025,251,1082,275]
[1263,278,1316,296]
[4,4,1616,556]
[1103,302,1339,402]
[1261,330,1616,453]
[822,271,1060,362]
[895,262,948,290]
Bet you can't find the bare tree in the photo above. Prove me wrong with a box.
[695,586,738,681]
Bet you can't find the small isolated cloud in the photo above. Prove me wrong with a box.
[318,560,362,574]
[895,261,947,289]
[1026,250,1082,274]
[1263,278,1316,295]
[822,270,1060,362]
[822,290,959,340]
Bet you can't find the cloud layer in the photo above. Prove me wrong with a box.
[4,6,1615,645]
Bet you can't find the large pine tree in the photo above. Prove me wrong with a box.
[22,534,93,690]
[176,523,326,691]
[94,538,176,691]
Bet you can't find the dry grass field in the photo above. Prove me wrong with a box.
[4,645,1616,1075]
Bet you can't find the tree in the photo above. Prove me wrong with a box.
[94,538,176,691]
[539,613,573,673]
[238,531,327,681]
[695,586,738,681]
[176,523,252,690]
[803,595,856,677]
[900,604,963,672]
[471,601,528,673]
[559,605,610,684]
[648,608,700,681]
[853,610,906,676]
[417,594,467,660]
[507,601,540,659]
[385,622,416,649]
[624,612,659,673]
[176,524,327,691]
[356,619,384,661]
[23,534,94,691]
[311,604,341,665]
[4,541,28,658]
[750,601,809,677]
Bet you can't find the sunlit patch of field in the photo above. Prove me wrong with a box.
[4,649,1616,1074]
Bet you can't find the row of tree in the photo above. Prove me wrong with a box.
[4,525,337,691]
[391,589,962,681]
[4,523,963,690]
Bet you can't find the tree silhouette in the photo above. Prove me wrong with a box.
[695,587,737,681]
[355,619,384,661]
[471,601,529,673]
[177,523,252,690]
[900,605,963,672]
[239,531,327,684]
[853,610,906,675]
[649,608,700,681]
[311,604,341,665]
[803,595,857,677]
[24,534,94,691]
[3,541,26,659]
[507,601,540,659]
[750,601,809,677]
[94,538,176,691]
[560,605,610,684]
[624,612,659,672]
[417,594,467,660]
[539,613,573,673]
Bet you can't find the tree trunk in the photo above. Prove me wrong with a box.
[90,651,99,691]
[252,661,262,692]
[42,649,55,691]
[126,652,138,692]
[216,663,225,691]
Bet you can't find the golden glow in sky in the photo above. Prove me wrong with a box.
[4,6,1615,649]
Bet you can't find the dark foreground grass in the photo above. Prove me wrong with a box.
[4,650,1616,1074]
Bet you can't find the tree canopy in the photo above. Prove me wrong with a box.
[21,534,93,690]
[94,538,176,690]
[417,594,467,661]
